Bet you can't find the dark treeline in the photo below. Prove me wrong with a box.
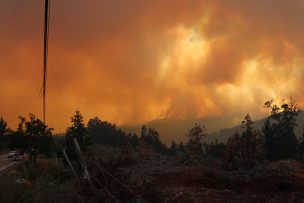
[0,98,304,171]
[88,116,172,154]
[0,110,176,158]
[214,98,304,170]
[0,114,54,156]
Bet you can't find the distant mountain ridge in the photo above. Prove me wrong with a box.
[122,116,239,144]
[122,112,304,145]
[214,111,304,143]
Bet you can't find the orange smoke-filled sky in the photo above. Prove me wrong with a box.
[1,0,304,132]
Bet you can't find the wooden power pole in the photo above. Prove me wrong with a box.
[43,0,50,124]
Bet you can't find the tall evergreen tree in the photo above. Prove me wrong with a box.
[65,110,90,159]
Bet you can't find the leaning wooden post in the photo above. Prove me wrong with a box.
[61,148,79,179]
[73,138,92,185]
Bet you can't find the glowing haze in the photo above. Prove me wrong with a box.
[1,0,304,132]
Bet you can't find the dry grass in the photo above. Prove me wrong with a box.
[0,158,87,203]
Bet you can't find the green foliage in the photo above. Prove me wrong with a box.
[263,98,300,161]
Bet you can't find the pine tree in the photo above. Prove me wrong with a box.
[65,110,90,160]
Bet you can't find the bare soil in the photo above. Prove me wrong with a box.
[117,157,304,203]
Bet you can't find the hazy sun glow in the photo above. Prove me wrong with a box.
[158,25,209,84]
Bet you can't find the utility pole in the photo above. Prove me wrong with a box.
[43,0,50,124]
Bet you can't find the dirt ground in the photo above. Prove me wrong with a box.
[2,147,304,203]
[117,157,304,203]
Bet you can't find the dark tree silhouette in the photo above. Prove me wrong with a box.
[206,139,226,159]
[140,126,166,153]
[9,114,54,156]
[0,117,9,137]
[263,98,300,160]
[240,114,264,168]
[186,123,207,161]
[128,133,139,148]
[25,114,54,156]
[9,116,26,150]
[225,114,264,170]
[299,129,304,160]
[0,117,10,150]
[262,117,276,160]
[65,110,90,160]
[140,125,148,141]
[87,117,128,147]
[178,141,186,153]
[169,141,178,156]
